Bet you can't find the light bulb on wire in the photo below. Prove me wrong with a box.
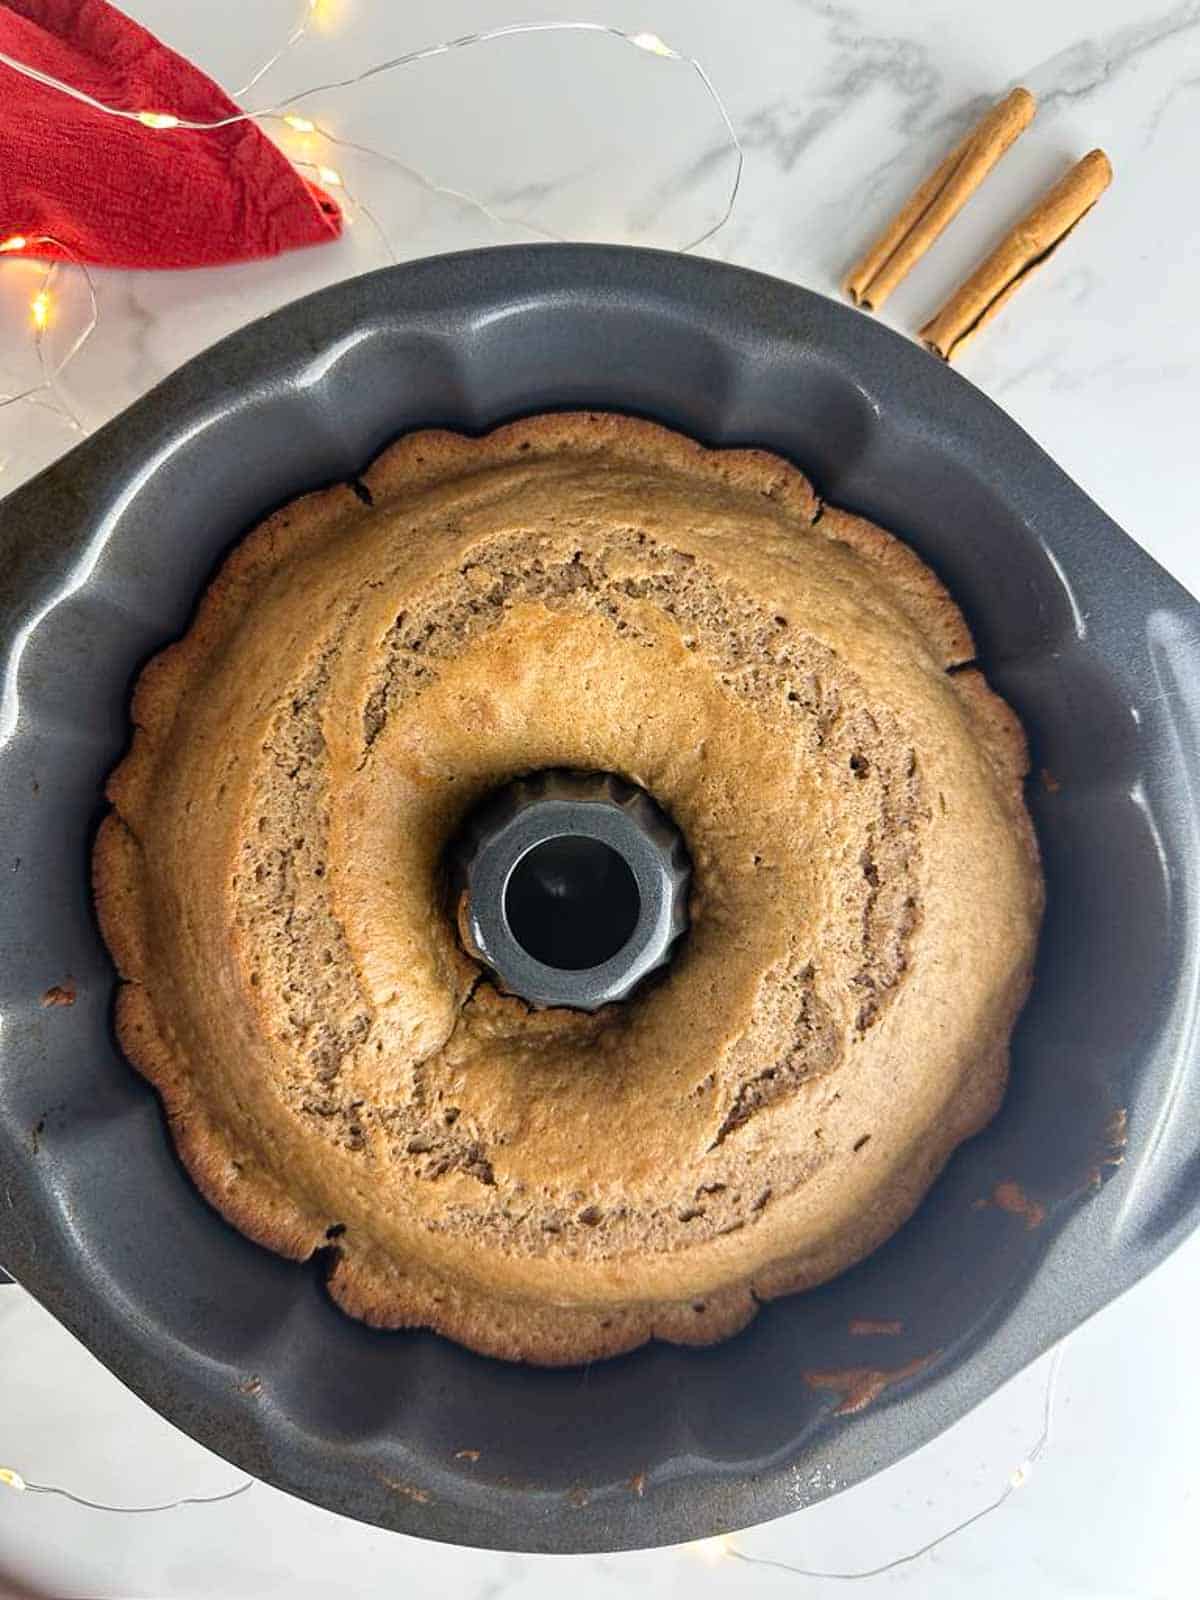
[0,4,742,487]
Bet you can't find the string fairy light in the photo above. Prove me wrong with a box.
[686,1533,738,1563]
[0,233,98,449]
[291,158,396,263]
[0,7,743,475]
[0,18,743,254]
[300,122,567,247]
[0,1463,253,1514]
[233,0,321,101]
[0,1339,1065,1544]
[695,1342,1067,1583]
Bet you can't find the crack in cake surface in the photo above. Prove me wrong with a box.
[234,529,928,1247]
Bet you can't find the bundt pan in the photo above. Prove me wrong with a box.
[1,246,1198,1553]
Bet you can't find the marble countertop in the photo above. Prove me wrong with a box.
[3,1,1199,1594]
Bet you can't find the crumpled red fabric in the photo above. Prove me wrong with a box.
[0,0,342,267]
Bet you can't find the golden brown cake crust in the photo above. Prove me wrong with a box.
[94,412,1042,1365]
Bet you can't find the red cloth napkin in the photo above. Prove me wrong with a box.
[0,0,342,267]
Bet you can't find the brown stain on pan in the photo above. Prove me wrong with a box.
[379,1477,431,1504]
[1080,1107,1129,1194]
[991,1180,1047,1229]
[803,1353,935,1416]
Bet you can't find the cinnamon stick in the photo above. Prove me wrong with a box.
[920,149,1113,361]
[845,87,1036,312]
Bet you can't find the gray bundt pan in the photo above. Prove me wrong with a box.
[1,246,1198,1554]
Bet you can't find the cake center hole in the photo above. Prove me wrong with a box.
[504,836,640,971]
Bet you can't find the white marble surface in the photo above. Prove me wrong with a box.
[3,0,1200,1594]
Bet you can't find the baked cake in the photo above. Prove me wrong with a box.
[94,413,1042,1365]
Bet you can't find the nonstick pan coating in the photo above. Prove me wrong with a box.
[1,246,1198,1552]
